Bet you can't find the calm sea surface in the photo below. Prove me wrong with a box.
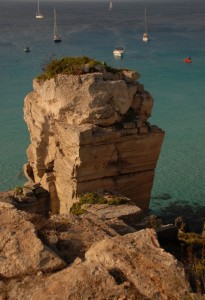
[0,0,205,217]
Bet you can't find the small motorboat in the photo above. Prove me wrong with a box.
[24,46,30,53]
[113,47,125,57]
[183,56,192,63]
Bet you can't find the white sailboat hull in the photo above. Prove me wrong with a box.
[54,36,61,42]
[142,34,149,42]
[36,15,44,19]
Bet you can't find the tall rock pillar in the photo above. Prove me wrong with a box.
[24,64,164,213]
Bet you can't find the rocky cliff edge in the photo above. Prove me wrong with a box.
[0,202,192,300]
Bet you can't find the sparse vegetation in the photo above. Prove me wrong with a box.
[14,186,23,195]
[178,231,205,295]
[70,192,129,216]
[37,56,124,81]
[70,202,86,216]
[161,231,205,295]
[179,232,205,245]
[103,61,125,75]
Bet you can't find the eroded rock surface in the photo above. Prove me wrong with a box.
[4,228,191,300]
[0,202,193,299]
[0,184,50,216]
[24,68,164,213]
[0,203,66,279]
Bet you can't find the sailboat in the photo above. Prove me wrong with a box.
[142,8,149,42]
[53,8,61,43]
[108,0,112,11]
[36,0,44,19]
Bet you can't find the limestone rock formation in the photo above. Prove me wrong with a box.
[0,202,66,279]
[24,62,164,213]
[0,184,50,216]
[4,227,191,300]
[0,202,193,299]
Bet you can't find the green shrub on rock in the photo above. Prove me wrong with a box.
[37,56,123,81]
[14,186,23,195]
[70,192,129,216]
[70,202,86,216]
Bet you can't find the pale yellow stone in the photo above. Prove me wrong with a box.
[24,72,164,213]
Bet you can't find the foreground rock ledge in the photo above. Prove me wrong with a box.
[0,203,191,300]
[24,66,164,213]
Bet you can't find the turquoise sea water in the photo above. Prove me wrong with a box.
[0,0,205,220]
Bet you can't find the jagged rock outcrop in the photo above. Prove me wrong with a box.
[2,212,191,300]
[0,184,50,216]
[0,201,193,299]
[0,203,66,279]
[24,65,164,213]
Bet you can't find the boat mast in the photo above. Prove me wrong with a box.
[37,0,40,14]
[53,7,61,42]
[145,8,148,34]
[54,8,57,36]
[109,0,112,11]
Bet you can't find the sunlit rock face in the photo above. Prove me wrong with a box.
[4,226,191,300]
[24,68,164,213]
